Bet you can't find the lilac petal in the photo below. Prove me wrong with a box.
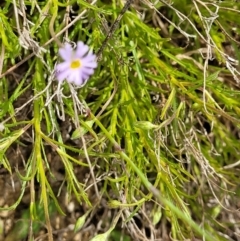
[67,70,78,84]
[74,72,84,86]
[56,68,70,82]
[59,43,73,61]
[56,62,70,73]
[87,49,94,56]
[82,53,96,62]
[81,60,98,68]
[82,73,89,81]
[55,62,71,82]
[76,41,89,58]
[81,68,94,76]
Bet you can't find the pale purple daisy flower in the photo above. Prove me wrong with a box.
[55,41,97,86]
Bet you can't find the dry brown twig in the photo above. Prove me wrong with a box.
[13,0,46,54]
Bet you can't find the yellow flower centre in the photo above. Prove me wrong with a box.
[70,59,81,69]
